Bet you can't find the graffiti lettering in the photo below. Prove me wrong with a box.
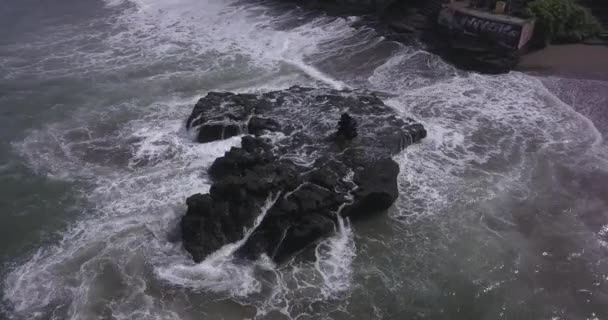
[457,14,521,43]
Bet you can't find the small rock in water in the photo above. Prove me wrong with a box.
[336,113,358,140]
[181,86,427,263]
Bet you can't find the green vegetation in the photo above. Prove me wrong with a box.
[525,0,603,45]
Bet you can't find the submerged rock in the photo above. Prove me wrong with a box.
[181,86,426,263]
[337,113,358,140]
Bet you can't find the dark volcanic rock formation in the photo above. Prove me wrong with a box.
[181,86,426,263]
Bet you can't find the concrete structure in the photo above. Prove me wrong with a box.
[438,2,535,50]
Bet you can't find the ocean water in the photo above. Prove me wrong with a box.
[1,0,608,319]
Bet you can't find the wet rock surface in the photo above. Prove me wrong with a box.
[181,86,427,263]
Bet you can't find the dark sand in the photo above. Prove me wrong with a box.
[518,44,608,81]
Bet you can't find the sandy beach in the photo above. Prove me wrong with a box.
[518,44,608,81]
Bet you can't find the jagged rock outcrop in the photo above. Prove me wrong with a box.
[181,86,426,263]
[337,113,358,140]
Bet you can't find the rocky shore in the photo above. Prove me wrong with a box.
[287,0,607,75]
[284,0,519,73]
[180,87,426,263]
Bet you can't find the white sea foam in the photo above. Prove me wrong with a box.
[5,110,243,317]
[368,49,603,223]
[155,193,280,296]
[98,0,360,89]
[314,215,356,297]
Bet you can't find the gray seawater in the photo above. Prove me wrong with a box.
[1,0,608,319]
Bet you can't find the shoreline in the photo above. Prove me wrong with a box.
[539,76,608,138]
[521,44,608,138]
[517,44,608,138]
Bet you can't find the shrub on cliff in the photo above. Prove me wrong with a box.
[526,0,602,46]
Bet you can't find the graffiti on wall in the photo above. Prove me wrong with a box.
[454,12,523,48]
